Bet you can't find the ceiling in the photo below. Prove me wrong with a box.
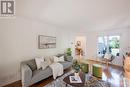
[17,0,130,31]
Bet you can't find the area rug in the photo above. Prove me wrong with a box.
[44,70,110,87]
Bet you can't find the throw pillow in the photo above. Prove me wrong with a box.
[59,56,65,62]
[41,61,49,70]
[64,53,73,62]
[64,53,68,61]
[56,53,64,57]
[65,56,73,62]
[53,56,64,62]
[35,57,44,70]
[27,59,37,71]
[44,56,53,65]
[53,56,58,62]
[49,56,54,63]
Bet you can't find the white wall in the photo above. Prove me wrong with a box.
[0,17,65,86]
[61,28,130,60]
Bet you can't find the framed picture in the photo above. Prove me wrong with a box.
[76,41,81,46]
[38,35,56,49]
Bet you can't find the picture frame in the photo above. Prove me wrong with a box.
[38,35,56,49]
[77,41,81,46]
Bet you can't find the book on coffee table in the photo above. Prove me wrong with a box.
[69,76,82,83]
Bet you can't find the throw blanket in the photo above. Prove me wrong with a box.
[49,63,63,79]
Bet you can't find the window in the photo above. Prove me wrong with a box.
[97,35,120,58]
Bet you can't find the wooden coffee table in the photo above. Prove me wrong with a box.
[63,72,85,87]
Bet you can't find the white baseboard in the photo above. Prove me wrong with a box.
[0,72,20,86]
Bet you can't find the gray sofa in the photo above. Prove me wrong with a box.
[21,55,73,87]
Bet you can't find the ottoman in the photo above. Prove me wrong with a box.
[81,63,89,73]
[92,64,102,78]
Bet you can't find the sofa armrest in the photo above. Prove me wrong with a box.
[21,64,32,87]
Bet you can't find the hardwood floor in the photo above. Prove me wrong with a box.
[3,76,54,87]
[3,68,71,87]
[102,65,124,87]
[3,61,125,87]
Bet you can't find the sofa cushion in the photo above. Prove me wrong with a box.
[31,67,52,84]
[59,61,72,69]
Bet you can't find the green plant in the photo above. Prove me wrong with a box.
[66,48,72,56]
[72,60,81,73]
[109,37,120,49]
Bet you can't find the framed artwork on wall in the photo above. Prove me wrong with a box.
[76,41,81,46]
[38,35,56,49]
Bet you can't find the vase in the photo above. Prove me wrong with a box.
[74,72,79,77]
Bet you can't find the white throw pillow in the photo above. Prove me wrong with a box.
[59,56,65,62]
[53,56,64,62]
[53,56,58,62]
[44,56,53,65]
[35,57,44,70]
[41,61,49,70]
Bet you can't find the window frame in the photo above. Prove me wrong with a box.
[97,35,121,57]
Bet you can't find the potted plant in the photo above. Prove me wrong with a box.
[66,48,72,56]
[72,60,81,76]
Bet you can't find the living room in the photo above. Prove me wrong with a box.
[0,0,130,87]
